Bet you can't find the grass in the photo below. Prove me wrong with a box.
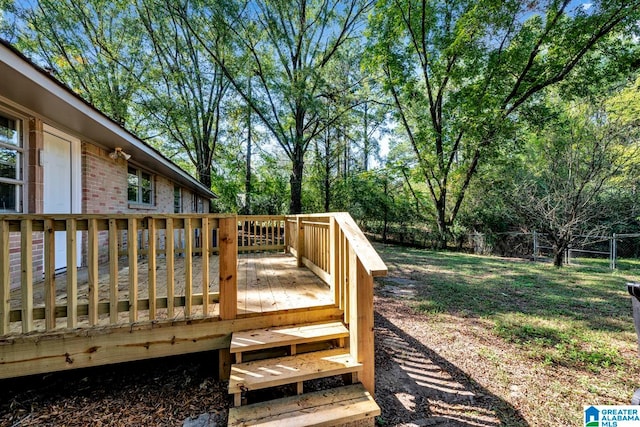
[374,243,640,426]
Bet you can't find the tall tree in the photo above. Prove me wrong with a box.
[366,0,640,246]
[185,0,372,213]
[136,0,231,189]
[17,0,148,128]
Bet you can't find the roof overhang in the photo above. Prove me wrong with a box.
[0,40,216,200]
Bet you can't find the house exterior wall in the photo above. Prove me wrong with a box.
[78,142,211,266]
[7,116,211,288]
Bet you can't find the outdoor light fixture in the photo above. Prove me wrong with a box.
[109,147,131,161]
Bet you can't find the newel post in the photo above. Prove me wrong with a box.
[349,252,375,396]
[218,215,238,379]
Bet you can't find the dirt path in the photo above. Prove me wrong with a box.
[374,295,527,426]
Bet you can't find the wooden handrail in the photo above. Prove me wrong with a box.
[284,212,387,396]
[332,213,387,277]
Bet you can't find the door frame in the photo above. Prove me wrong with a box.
[43,124,82,269]
[43,123,81,214]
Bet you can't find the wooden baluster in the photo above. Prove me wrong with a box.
[253,220,257,247]
[128,218,138,322]
[108,218,119,324]
[66,219,77,329]
[329,217,338,306]
[166,218,175,318]
[148,217,156,320]
[343,236,350,321]
[88,218,99,326]
[20,219,33,333]
[201,217,210,316]
[296,217,304,267]
[184,218,193,317]
[43,219,56,330]
[0,220,9,335]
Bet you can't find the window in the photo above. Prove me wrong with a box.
[128,166,153,205]
[192,194,204,213]
[173,186,181,213]
[0,113,23,212]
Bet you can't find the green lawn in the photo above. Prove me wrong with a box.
[374,243,640,425]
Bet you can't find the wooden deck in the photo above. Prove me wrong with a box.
[7,252,332,335]
[0,212,386,406]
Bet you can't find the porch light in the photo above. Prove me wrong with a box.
[109,147,131,160]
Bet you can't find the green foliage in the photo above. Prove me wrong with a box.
[16,0,149,129]
[494,317,623,371]
[365,0,640,245]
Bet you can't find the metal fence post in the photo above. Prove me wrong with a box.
[611,233,617,270]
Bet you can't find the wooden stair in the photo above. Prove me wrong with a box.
[227,321,380,427]
[228,383,380,427]
[230,321,350,363]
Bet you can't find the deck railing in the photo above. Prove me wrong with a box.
[285,212,387,393]
[0,214,238,335]
[1,212,386,395]
[236,215,286,252]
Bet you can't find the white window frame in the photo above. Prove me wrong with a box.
[0,108,26,213]
[128,166,155,207]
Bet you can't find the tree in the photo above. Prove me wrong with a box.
[366,0,640,247]
[16,0,148,128]
[185,0,372,213]
[510,89,640,266]
[136,0,231,189]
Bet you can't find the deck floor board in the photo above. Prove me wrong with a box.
[7,252,332,335]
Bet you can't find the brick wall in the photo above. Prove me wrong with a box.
[79,142,210,265]
[8,135,211,289]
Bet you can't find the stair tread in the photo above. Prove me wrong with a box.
[228,383,380,427]
[230,321,349,354]
[229,349,361,394]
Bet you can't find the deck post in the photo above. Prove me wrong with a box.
[296,216,305,267]
[218,215,237,379]
[349,253,375,397]
[219,216,237,320]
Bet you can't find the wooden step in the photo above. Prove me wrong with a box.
[229,349,361,395]
[228,384,380,427]
[230,321,349,355]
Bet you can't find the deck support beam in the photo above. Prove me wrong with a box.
[0,306,342,381]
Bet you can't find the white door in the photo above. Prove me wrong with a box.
[43,126,81,270]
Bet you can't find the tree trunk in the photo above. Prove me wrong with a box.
[244,78,252,215]
[197,167,212,190]
[324,129,330,212]
[553,249,564,267]
[289,146,304,214]
[435,197,448,249]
